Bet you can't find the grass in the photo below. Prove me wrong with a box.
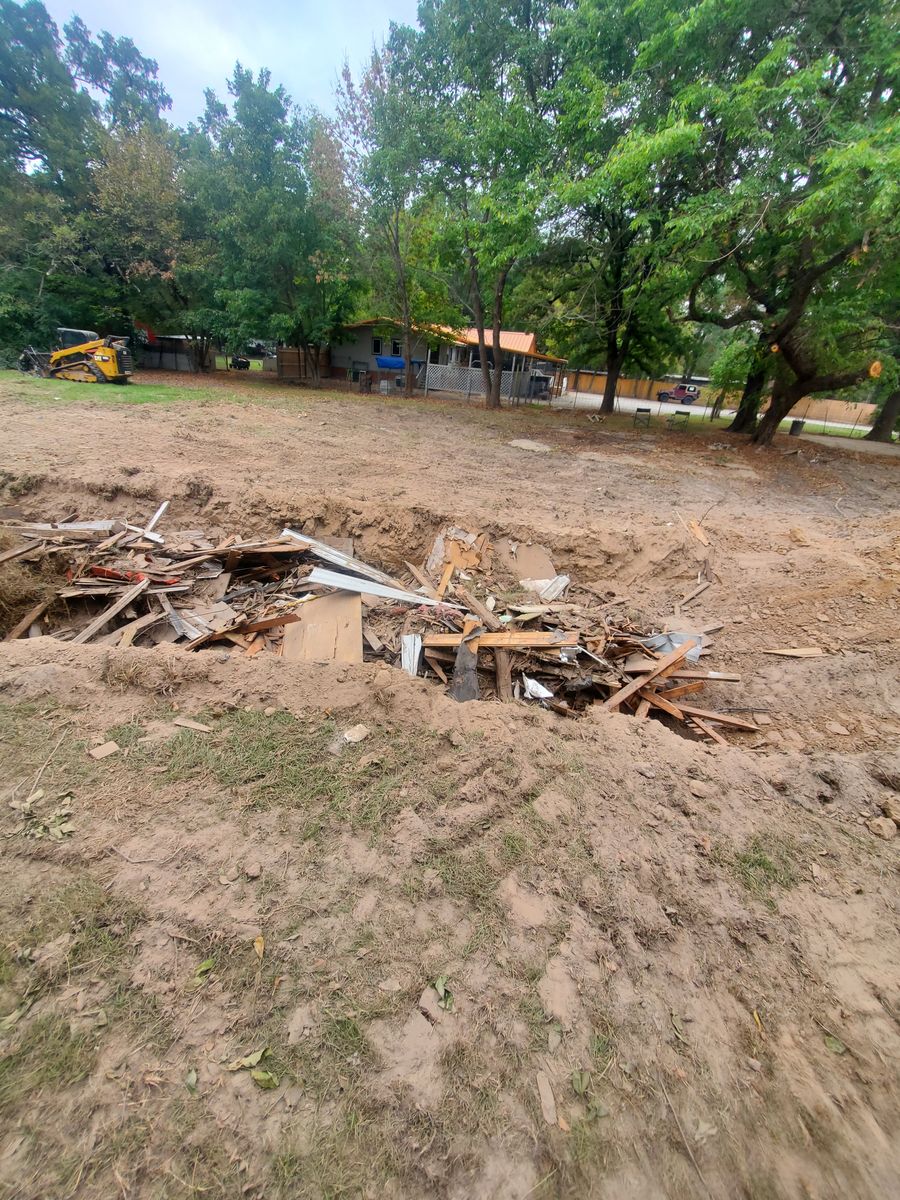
[5,367,891,444]
[727,835,798,905]
[0,1015,96,1116]
[123,708,440,834]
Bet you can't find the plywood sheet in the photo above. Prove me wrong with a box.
[494,537,556,581]
[281,593,363,664]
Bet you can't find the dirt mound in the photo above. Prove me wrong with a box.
[1,639,898,1199]
[1,375,899,1198]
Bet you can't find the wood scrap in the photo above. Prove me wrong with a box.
[422,631,579,649]
[282,593,363,665]
[71,579,149,644]
[603,641,696,711]
[4,597,53,641]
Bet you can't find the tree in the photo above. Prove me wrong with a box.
[540,0,700,412]
[0,0,93,192]
[63,16,171,132]
[636,0,899,442]
[182,67,361,385]
[387,0,559,407]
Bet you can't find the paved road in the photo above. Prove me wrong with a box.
[554,390,871,434]
[554,390,733,422]
[800,433,898,456]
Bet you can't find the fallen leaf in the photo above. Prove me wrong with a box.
[824,1033,847,1055]
[433,975,454,1012]
[536,1071,558,1125]
[670,1013,689,1045]
[571,1069,591,1097]
[253,936,265,961]
[226,1048,268,1072]
[250,1069,279,1089]
[195,957,215,981]
[0,1000,32,1031]
[185,1067,198,1094]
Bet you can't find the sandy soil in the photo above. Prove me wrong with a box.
[0,369,898,1200]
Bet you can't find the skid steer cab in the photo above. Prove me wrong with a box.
[18,328,134,384]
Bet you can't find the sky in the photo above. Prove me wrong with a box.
[42,0,421,125]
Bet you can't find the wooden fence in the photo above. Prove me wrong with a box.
[566,368,877,425]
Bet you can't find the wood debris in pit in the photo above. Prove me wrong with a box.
[0,511,756,743]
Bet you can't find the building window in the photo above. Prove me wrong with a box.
[372,337,382,355]
[391,339,401,356]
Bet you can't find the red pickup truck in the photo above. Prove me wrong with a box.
[657,383,700,404]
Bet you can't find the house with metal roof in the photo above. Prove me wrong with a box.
[330,317,567,400]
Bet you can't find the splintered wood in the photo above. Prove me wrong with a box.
[1,507,756,744]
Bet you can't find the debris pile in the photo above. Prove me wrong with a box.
[1,508,758,742]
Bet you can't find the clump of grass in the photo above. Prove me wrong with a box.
[0,1015,96,1116]
[732,835,798,905]
[431,848,501,911]
[128,709,439,834]
[104,719,146,748]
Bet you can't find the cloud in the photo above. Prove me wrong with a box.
[43,0,420,125]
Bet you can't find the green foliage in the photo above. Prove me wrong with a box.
[0,0,895,423]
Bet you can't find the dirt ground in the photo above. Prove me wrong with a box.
[0,369,898,1200]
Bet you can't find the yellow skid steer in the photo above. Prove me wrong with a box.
[18,328,133,384]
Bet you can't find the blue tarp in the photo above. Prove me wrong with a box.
[374,355,405,370]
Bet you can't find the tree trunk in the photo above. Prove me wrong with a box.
[727,362,766,433]
[486,267,511,411]
[600,347,622,414]
[752,379,794,445]
[710,389,726,421]
[865,389,900,442]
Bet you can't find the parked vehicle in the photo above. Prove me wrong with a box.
[18,328,132,384]
[657,382,700,404]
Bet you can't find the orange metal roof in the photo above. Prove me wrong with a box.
[342,318,565,363]
[458,328,537,356]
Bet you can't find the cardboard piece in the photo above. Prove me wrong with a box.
[282,592,363,665]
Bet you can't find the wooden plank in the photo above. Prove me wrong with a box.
[689,716,728,745]
[0,542,41,566]
[602,640,696,711]
[661,680,707,700]
[453,585,503,632]
[158,593,205,640]
[762,647,824,658]
[282,592,363,665]
[306,567,463,609]
[624,667,740,682]
[237,612,303,635]
[4,596,53,641]
[424,653,448,684]
[634,697,651,720]
[638,688,684,719]
[436,559,455,598]
[681,581,711,605]
[71,579,149,644]
[495,648,513,702]
[4,520,116,534]
[422,631,579,649]
[145,500,169,533]
[675,702,760,731]
[95,610,164,648]
[403,560,441,600]
[363,624,384,653]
